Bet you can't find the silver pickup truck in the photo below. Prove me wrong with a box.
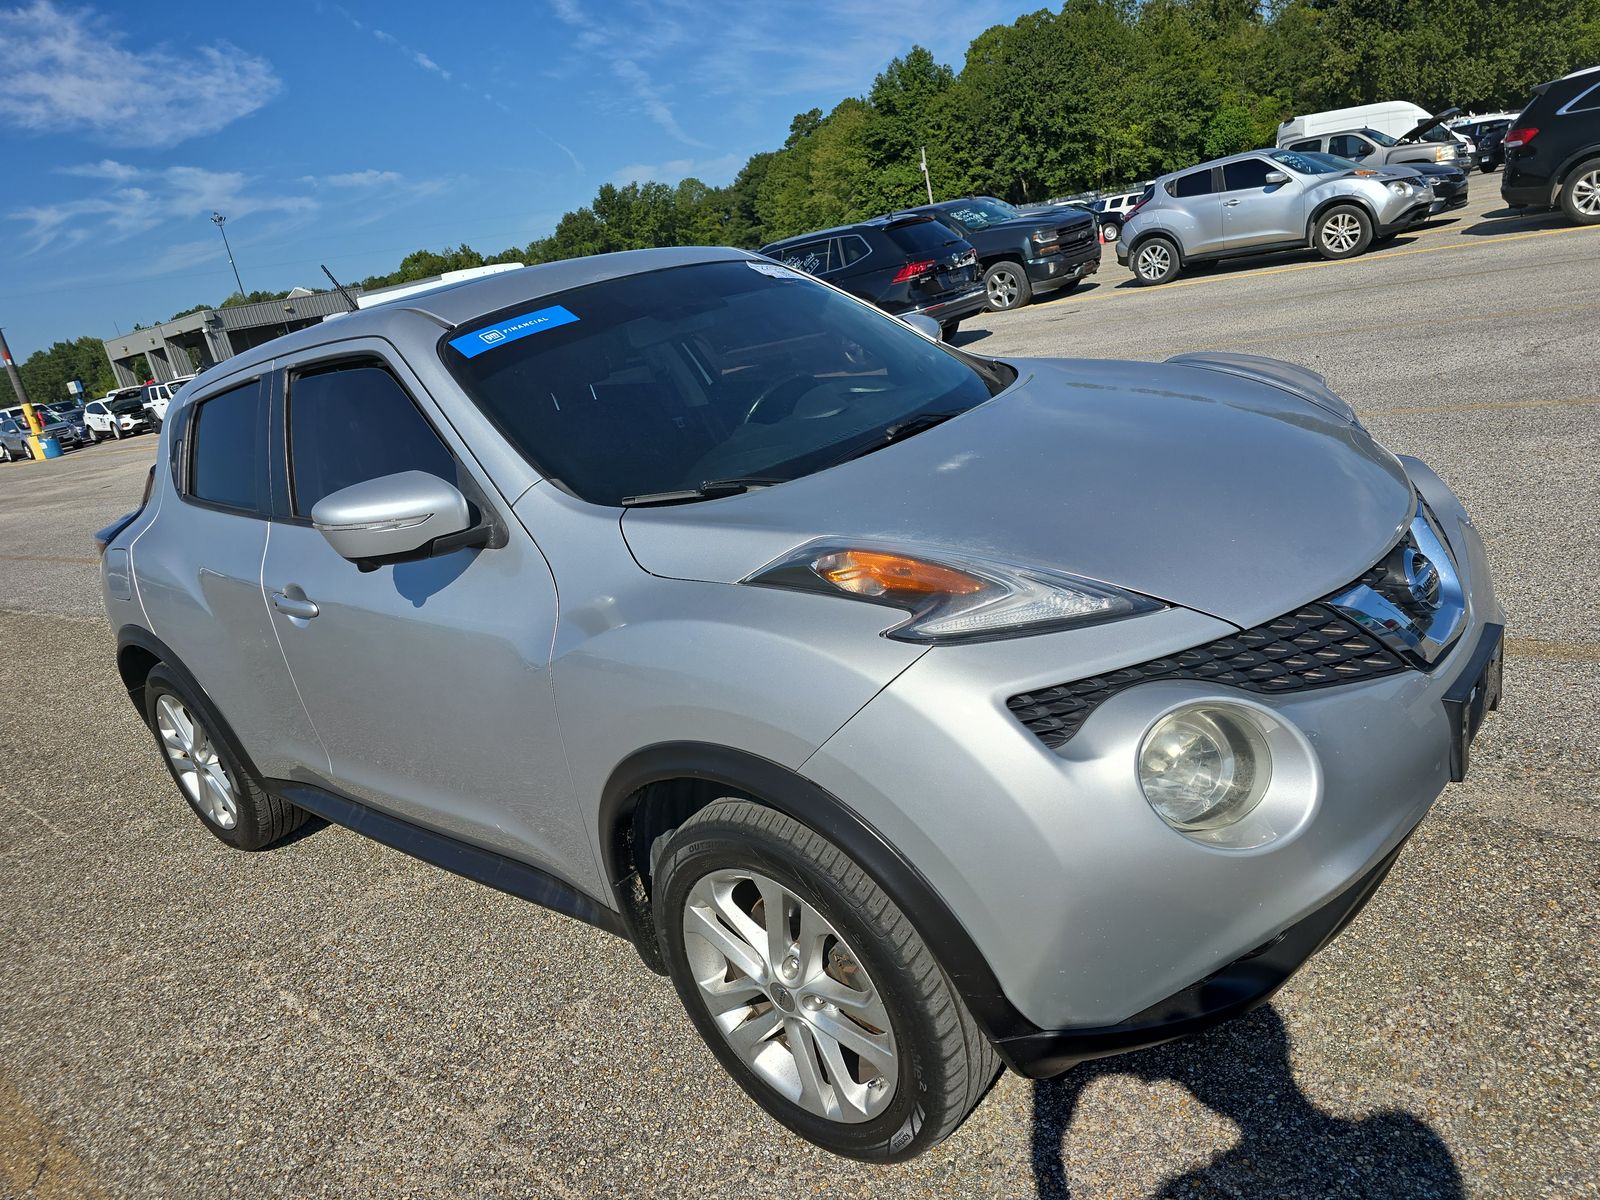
[1283,108,1475,171]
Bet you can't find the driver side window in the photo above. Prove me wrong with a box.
[1329,134,1373,159]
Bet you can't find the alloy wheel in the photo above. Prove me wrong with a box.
[1574,170,1600,217]
[986,268,1021,309]
[681,867,899,1124]
[155,694,238,829]
[1136,242,1171,281]
[1321,212,1362,254]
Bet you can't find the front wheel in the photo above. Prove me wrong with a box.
[1314,205,1373,259]
[982,261,1032,311]
[0,443,11,463]
[112,423,123,440]
[1560,158,1600,225]
[1131,235,1181,285]
[655,800,999,1161]
[1101,221,1120,244]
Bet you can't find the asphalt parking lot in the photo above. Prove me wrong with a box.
[2,184,1597,1199]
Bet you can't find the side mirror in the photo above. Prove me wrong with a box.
[902,313,943,341]
[1264,171,1289,185]
[311,470,481,568]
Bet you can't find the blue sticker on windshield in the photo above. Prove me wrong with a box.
[449,304,578,358]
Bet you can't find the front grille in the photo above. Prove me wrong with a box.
[1007,604,1407,749]
[1058,225,1095,250]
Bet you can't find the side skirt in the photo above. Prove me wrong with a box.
[269,780,629,940]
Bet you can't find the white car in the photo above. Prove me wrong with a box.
[84,389,155,440]
[143,375,196,425]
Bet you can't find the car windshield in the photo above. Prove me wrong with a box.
[441,260,1014,506]
[110,397,145,413]
[1269,149,1346,176]
[1361,127,1399,147]
[940,198,1019,230]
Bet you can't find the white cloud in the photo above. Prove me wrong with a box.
[55,159,141,182]
[322,170,407,188]
[10,162,316,252]
[0,0,281,147]
[546,1,704,147]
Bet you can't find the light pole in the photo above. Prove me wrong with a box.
[211,212,245,298]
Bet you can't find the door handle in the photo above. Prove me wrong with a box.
[270,590,320,619]
[1223,199,1241,207]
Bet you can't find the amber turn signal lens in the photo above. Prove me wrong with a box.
[814,550,986,599]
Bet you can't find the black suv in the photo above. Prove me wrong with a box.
[759,215,985,339]
[896,197,1101,312]
[1502,67,1600,223]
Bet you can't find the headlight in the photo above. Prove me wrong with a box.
[1386,180,1413,195]
[1030,230,1052,244]
[744,541,1161,643]
[1433,146,1452,162]
[1138,704,1272,830]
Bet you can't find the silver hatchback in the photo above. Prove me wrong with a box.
[1116,148,1436,284]
[99,248,1502,1160]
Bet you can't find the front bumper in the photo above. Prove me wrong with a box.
[803,457,1501,1039]
[995,833,1408,1076]
[1376,196,1436,235]
[1027,241,1101,291]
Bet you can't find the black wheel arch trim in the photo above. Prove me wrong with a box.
[598,741,1039,1051]
[1554,147,1600,188]
[1124,230,1182,266]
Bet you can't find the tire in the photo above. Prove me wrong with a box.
[938,321,960,341]
[1101,221,1121,244]
[1131,235,1181,285]
[1314,204,1373,259]
[655,800,999,1162]
[1479,163,1494,175]
[23,440,34,460]
[142,663,307,851]
[1559,158,1600,225]
[112,422,123,440]
[982,261,1032,311]
[0,443,11,463]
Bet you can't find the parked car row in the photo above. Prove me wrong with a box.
[760,193,1102,333]
[0,375,199,464]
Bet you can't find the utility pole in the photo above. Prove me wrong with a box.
[212,211,246,298]
[0,325,47,460]
[920,146,935,205]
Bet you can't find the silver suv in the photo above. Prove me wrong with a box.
[1117,148,1436,284]
[98,249,1503,1161]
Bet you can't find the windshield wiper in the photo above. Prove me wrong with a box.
[620,477,787,507]
[825,411,964,469]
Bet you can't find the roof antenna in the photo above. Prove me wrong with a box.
[321,264,360,313]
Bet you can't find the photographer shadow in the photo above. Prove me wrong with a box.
[1030,1006,1463,1199]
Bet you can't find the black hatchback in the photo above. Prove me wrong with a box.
[760,216,986,339]
[1502,66,1600,223]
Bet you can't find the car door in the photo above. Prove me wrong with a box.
[1219,156,1307,249]
[258,342,592,883]
[85,402,106,432]
[1329,133,1379,164]
[125,373,327,779]
[1167,167,1226,255]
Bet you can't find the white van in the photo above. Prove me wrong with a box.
[1278,102,1467,147]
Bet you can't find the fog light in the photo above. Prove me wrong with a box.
[1138,705,1272,830]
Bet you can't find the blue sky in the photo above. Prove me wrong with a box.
[1,0,1028,357]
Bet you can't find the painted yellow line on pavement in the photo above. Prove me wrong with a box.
[1362,396,1600,419]
[1506,637,1600,664]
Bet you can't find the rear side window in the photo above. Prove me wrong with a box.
[1169,169,1218,198]
[1563,81,1600,114]
[1223,159,1275,190]
[287,362,456,516]
[770,240,833,275]
[188,380,265,513]
[837,234,871,266]
[1288,139,1321,152]
[884,219,962,256]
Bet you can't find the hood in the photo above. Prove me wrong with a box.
[1399,106,1462,143]
[622,358,1415,630]
[943,202,1094,238]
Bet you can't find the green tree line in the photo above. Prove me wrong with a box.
[15,0,1597,401]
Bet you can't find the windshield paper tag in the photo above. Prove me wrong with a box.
[449,305,578,358]
[745,261,802,279]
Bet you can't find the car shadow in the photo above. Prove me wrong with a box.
[1029,1006,1464,1199]
[947,328,993,348]
[1458,206,1573,236]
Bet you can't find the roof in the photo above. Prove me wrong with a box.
[759,214,938,251]
[210,245,756,378]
